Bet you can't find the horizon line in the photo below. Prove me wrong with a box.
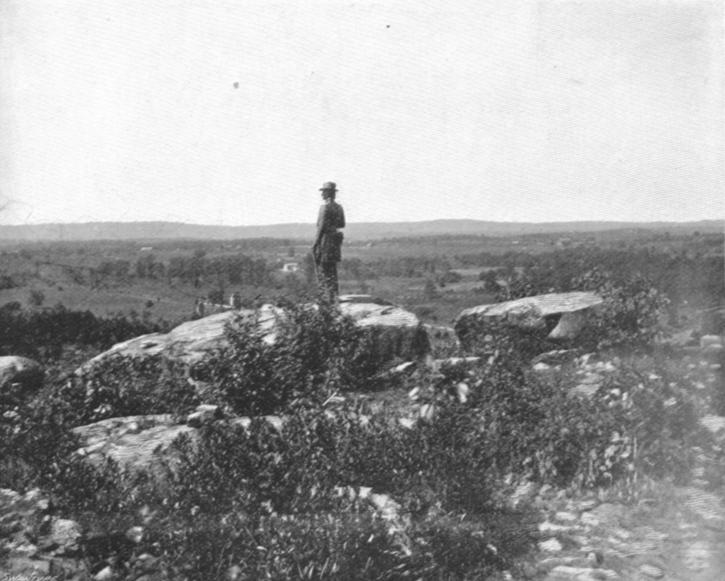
[1,217,723,228]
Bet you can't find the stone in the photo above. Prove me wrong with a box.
[369,493,402,521]
[0,356,44,403]
[539,538,563,552]
[544,565,609,580]
[539,522,576,534]
[577,499,598,512]
[532,349,580,366]
[454,292,604,349]
[682,540,710,571]
[77,297,431,378]
[339,296,432,361]
[680,487,725,528]
[554,511,578,523]
[700,334,723,350]
[187,404,224,427]
[435,356,482,366]
[569,383,599,398]
[700,414,725,434]
[638,564,664,578]
[94,565,117,581]
[50,518,82,554]
[510,481,538,508]
[133,552,159,572]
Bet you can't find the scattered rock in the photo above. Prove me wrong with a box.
[700,415,725,434]
[682,540,711,571]
[533,362,552,372]
[539,538,563,552]
[370,493,401,521]
[0,355,44,403]
[187,404,224,427]
[532,349,580,366]
[555,511,578,523]
[577,499,598,512]
[540,521,576,534]
[510,481,539,508]
[50,518,82,554]
[544,565,617,580]
[638,563,663,578]
[435,356,482,366]
[94,565,118,581]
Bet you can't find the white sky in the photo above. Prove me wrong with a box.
[0,0,722,226]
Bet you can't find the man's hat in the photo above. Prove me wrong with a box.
[319,182,337,191]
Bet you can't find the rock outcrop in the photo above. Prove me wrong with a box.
[454,292,603,349]
[72,411,288,473]
[338,295,431,361]
[77,296,430,377]
[0,355,44,404]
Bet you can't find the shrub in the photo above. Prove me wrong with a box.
[408,342,704,489]
[77,355,199,423]
[574,269,670,352]
[59,407,529,579]
[0,302,171,361]
[200,298,396,416]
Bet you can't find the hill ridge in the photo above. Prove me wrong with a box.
[0,219,721,241]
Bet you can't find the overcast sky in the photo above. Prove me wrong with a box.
[1,0,722,226]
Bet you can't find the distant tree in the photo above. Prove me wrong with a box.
[27,290,45,308]
[207,289,224,305]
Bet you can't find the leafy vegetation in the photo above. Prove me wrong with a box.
[0,302,171,361]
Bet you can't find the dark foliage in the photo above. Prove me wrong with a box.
[0,302,171,361]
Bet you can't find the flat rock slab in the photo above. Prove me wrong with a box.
[77,297,430,377]
[72,414,284,473]
[454,292,604,346]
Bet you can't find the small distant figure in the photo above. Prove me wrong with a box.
[230,292,242,309]
[312,182,346,299]
[194,297,206,318]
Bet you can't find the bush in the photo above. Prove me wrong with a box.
[574,269,670,352]
[409,347,704,488]
[0,302,172,361]
[77,355,199,423]
[200,298,396,416]
[44,407,529,580]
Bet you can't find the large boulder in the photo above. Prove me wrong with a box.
[454,292,604,349]
[76,308,260,375]
[0,356,44,404]
[77,297,430,377]
[338,295,431,361]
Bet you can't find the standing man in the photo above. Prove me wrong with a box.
[312,181,346,299]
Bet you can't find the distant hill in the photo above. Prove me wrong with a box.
[0,219,722,242]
